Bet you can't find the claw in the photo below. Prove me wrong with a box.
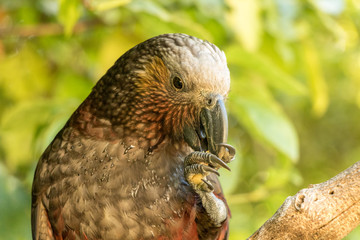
[202,165,220,176]
[217,143,236,159]
[209,154,231,171]
[201,179,214,192]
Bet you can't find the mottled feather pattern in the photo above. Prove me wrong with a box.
[33,121,199,239]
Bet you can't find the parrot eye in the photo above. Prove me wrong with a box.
[172,76,184,90]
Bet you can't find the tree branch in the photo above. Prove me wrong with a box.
[248,161,360,239]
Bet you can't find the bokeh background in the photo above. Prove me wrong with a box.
[1,0,360,239]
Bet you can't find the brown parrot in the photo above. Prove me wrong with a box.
[31,33,236,240]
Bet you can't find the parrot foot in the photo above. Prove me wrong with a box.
[184,151,231,226]
[184,151,230,192]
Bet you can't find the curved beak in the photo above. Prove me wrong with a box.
[200,98,228,155]
[183,97,235,162]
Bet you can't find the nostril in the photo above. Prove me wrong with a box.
[205,95,217,108]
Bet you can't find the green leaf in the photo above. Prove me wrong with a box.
[226,44,307,96]
[300,36,329,117]
[87,0,132,12]
[235,98,298,161]
[128,0,212,40]
[228,73,299,161]
[226,0,261,51]
[228,79,299,162]
[0,45,51,102]
[128,0,170,21]
[58,0,82,36]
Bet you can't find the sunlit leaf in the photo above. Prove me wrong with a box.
[87,0,131,12]
[58,0,82,36]
[234,98,299,161]
[228,77,299,161]
[127,0,212,40]
[226,0,261,51]
[0,45,51,101]
[301,37,329,116]
[128,0,170,21]
[226,44,307,96]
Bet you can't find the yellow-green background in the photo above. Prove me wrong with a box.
[1,0,360,239]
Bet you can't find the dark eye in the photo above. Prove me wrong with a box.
[172,76,183,90]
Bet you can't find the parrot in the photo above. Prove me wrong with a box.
[31,33,236,240]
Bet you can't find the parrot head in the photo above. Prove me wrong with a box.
[89,33,234,160]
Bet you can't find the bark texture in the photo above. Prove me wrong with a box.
[248,161,360,240]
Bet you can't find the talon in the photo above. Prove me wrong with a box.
[202,165,220,176]
[201,179,214,192]
[209,154,231,171]
[217,143,236,158]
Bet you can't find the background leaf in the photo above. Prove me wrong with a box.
[58,0,82,36]
[233,98,299,161]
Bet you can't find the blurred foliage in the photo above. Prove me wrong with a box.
[1,0,360,239]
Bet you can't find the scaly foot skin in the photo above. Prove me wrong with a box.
[184,144,235,226]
